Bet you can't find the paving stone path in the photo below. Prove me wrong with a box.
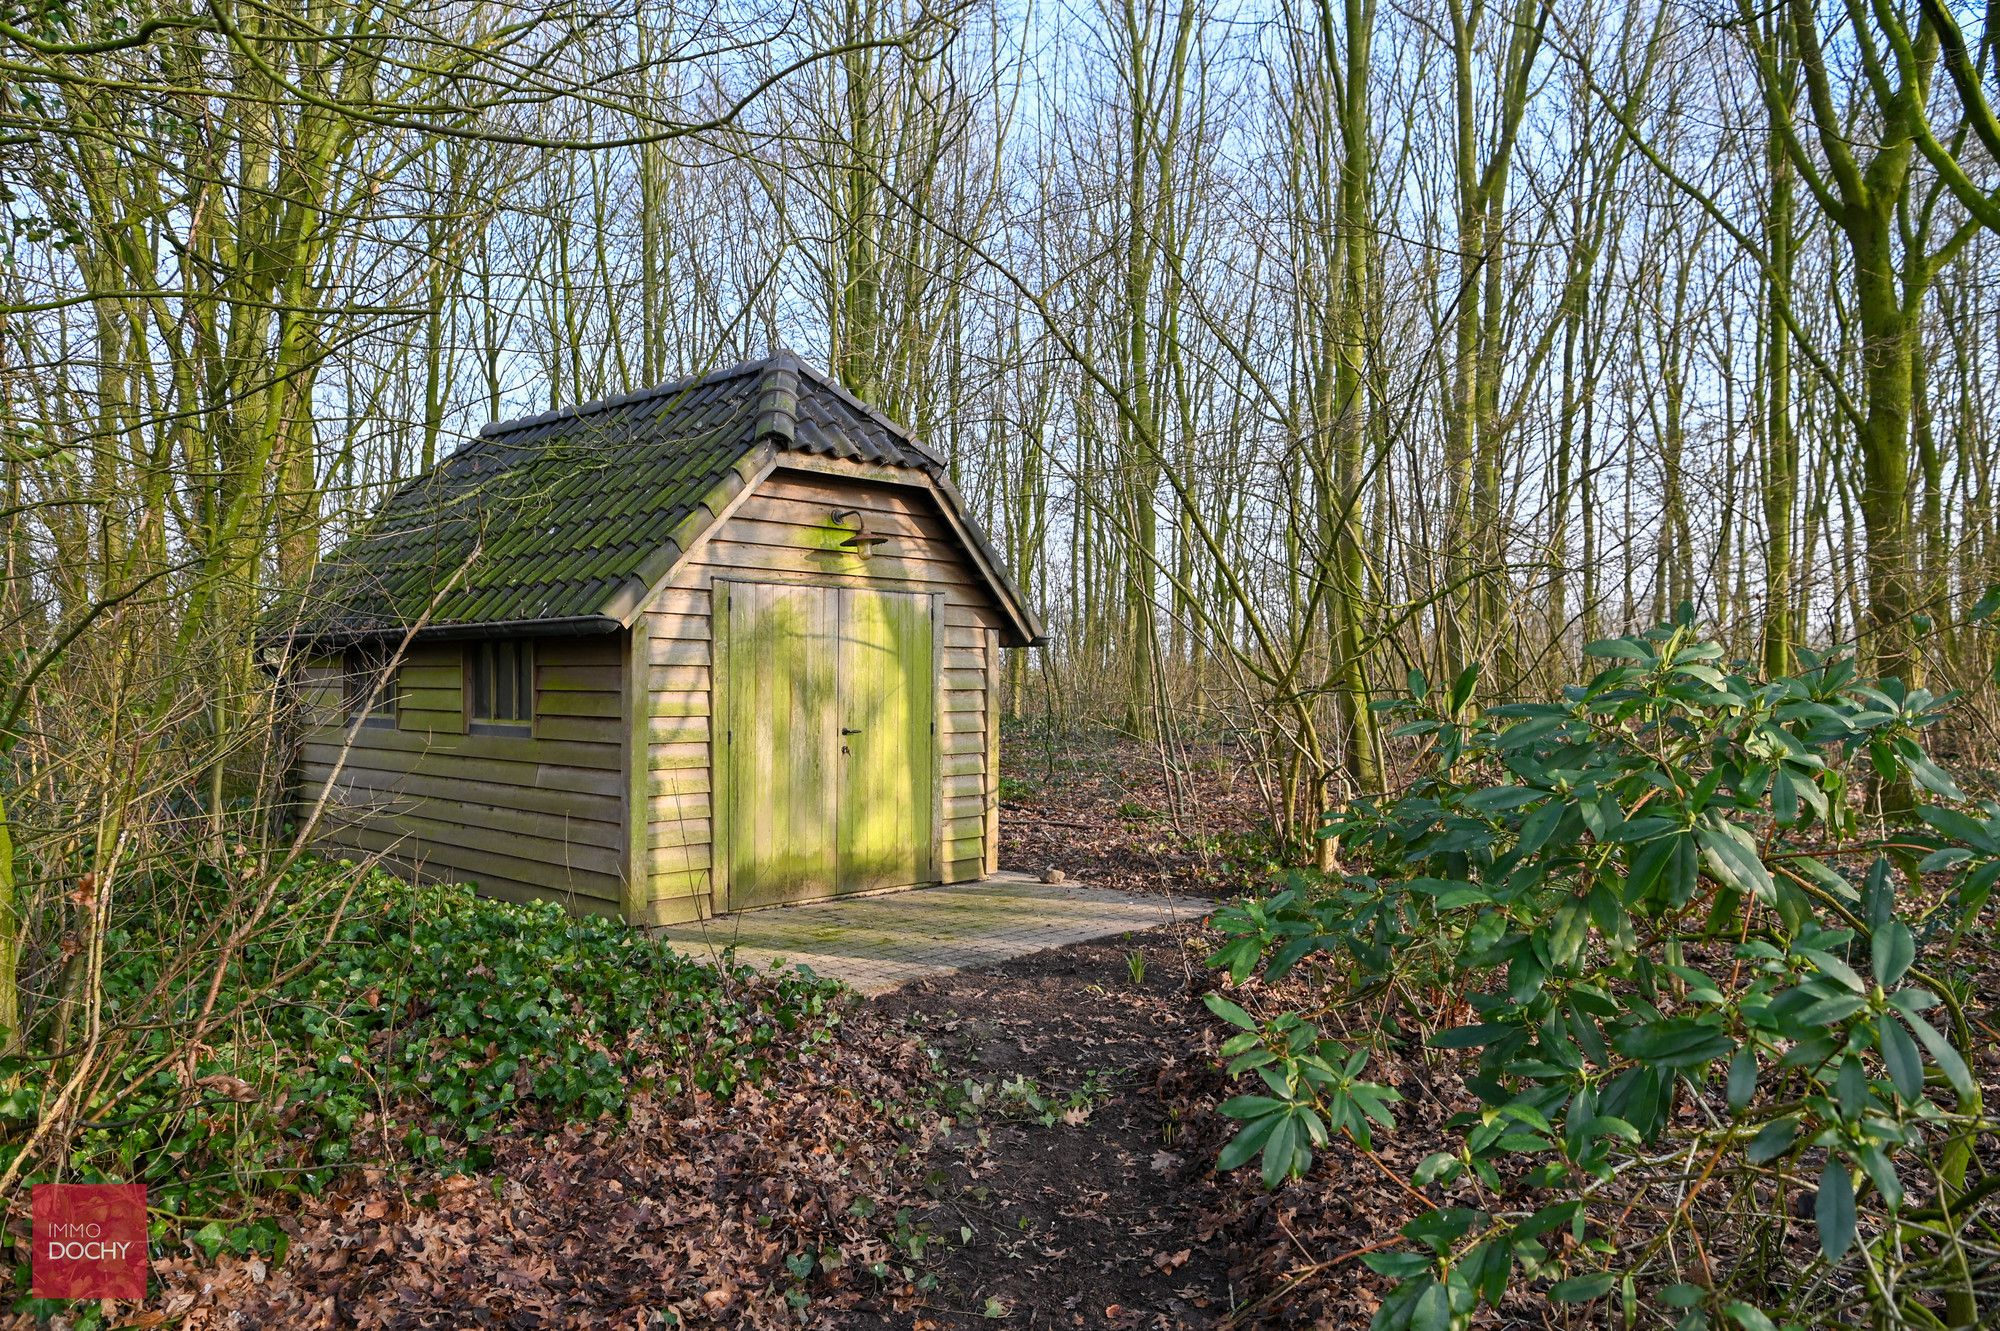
[655,871,1181,993]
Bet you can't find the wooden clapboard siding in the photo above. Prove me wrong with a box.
[637,462,1008,919]
[300,459,1017,926]
[938,625,989,874]
[300,634,628,912]
[397,642,465,735]
[633,586,719,921]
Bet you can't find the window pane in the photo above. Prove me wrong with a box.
[347,647,394,721]
[470,640,530,726]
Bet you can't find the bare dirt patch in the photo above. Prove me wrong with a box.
[840,923,1238,1329]
[828,925,1469,1331]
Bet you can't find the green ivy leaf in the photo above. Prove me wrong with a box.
[189,1221,228,1261]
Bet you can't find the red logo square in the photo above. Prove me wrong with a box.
[31,1184,148,1301]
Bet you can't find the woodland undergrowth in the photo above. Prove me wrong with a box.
[1203,617,2000,1330]
[1,864,850,1324]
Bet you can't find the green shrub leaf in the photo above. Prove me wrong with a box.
[1870,921,1915,989]
[1816,1159,1856,1260]
[1613,1017,1733,1069]
[1549,1273,1615,1303]
[1202,992,1259,1031]
[1876,1017,1923,1101]
[1724,1302,1779,1331]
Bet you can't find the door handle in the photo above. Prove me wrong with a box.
[841,727,861,735]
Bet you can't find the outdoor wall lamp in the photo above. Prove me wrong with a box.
[830,508,891,556]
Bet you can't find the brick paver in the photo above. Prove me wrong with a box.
[654,871,1183,993]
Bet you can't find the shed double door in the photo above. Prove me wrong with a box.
[723,581,937,909]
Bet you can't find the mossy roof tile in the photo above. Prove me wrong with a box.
[287,351,945,639]
[282,352,1047,644]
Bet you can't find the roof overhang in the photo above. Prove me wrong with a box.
[265,614,625,655]
[913,469,1046,649]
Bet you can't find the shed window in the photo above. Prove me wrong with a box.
[344,646,397,727]
[469,641,533,729]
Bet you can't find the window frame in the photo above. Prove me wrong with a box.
[344,644,398,729]
[466,639,535,735]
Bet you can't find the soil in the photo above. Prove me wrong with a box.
[841,922,1241,1330]
[825,915,1456,1331]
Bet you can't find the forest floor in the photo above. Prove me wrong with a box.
[829,919,1445,1331]
[993,727,1277,898]
[129,730,1426,1330]
[846,923,1239,1329]
[101,728,2000,1329]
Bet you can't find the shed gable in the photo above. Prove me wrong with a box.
[632,461,1008,923]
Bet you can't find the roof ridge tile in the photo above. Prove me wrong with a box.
[787,358,945,471]
[748,357,802,446]
[476,355,774,440]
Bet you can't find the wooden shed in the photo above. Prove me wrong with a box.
[286,352,1042,924]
